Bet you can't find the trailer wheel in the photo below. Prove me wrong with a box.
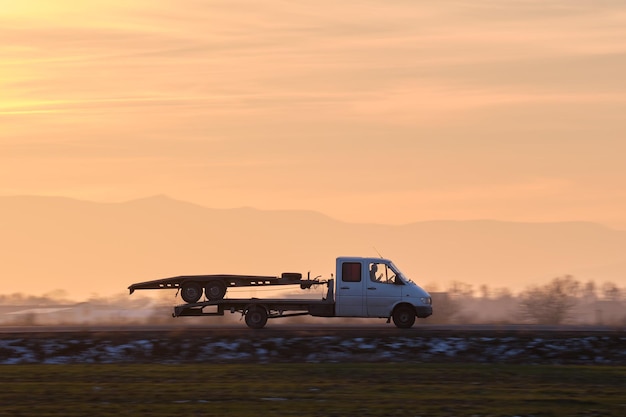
[205,281,227,300]
[392,305,416,329]
[245,306,268,329]
[181,282,202,303]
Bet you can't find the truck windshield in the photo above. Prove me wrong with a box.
[389,262,413,284]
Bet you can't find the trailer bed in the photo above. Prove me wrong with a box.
[128,272,318,303]
[129,273,303,293]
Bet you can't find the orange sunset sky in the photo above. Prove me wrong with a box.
[2,0,626,228]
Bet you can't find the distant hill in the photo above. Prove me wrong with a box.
[1,195,625,300]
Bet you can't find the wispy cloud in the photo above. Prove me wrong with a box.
[1,0,625,226]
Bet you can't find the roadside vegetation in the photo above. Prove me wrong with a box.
[427,276,624,326]
[0,276,624,326]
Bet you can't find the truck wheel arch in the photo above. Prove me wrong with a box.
[392,303,416,329]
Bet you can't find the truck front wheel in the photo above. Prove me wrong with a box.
[245,306,268,329]
[205,281,227,300]
[181,282,202,303]
[392,305,416,329]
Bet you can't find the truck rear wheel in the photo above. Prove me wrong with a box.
[181,282,202,303]
[392,305,416,329]
[205,281,227,300]
[245,306,268,329]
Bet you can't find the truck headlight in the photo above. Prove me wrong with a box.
[420,297,432,305]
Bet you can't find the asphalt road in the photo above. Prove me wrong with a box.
[0,323,622,336]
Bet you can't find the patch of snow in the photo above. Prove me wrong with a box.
[356,341,377,350]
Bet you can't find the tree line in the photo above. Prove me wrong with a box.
[428,276,624,326]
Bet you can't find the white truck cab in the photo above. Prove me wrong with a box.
[335,257,432,328]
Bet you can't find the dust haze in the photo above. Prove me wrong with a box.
[2,275,623,327]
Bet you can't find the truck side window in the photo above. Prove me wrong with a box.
[369,263,382,282]
[341,262,362,282]
[370,262,396,284]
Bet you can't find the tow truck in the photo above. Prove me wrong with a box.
[128,257,433,328]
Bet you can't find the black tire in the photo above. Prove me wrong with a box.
[392,305,416,329]
[181,282,202,303]
[205,281,227,300]
[245,306,268,329]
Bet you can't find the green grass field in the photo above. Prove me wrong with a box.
[0,363,623,416]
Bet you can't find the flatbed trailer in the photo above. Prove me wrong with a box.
[128,272,312,303]
[173,280,335,328]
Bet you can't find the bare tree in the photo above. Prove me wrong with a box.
[601,282,622,301]
[582,281,597,300]
[518,275,581,325]
[448,281,474,299]
[479,284,490,299]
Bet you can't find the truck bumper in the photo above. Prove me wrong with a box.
[415,305,433,318]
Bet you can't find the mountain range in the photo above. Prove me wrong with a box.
[1,195,625,300]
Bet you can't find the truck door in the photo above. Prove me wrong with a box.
[335,260,365,316]
[366,261,403,317]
